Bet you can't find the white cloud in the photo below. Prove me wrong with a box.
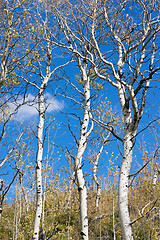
[8,93,64,121]
[44,92,64,113]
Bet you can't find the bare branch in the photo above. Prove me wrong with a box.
[129,146,160,178]
[130,197,159,225]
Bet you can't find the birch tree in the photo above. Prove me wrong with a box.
[50,5,96,238]
[57,38,92,240]
[12,3,72,238]
[74,56,93,240]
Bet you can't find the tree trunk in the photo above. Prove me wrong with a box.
[77,167,88,240]
[75,66,91,240]
[75,117,89,240]
[33,89,45,239]
[118,132,134,240]
[0,179,3,219]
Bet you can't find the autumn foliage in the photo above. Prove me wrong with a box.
[0,162,159,240]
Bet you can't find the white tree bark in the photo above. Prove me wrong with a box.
[118,132,134,240]
[0,179,3,219]
[31,24,70,237]
[92,3,157,238]
[116,80,135,240]
[33,88,45,239]
[75,65,91,240]
[91,133,111,208]
[32,11,51,237]
[56,12,93,237]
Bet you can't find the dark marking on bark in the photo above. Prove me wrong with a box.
[37,189,41,193]
[78,163,84,170]
[118,71,124,79]
[81,231,86,236]
[78,187,83,192]
[43,83,47,90]
[86,44,91,51]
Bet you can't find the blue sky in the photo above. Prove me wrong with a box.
[1,57,160,203]
[1,0,160,204]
